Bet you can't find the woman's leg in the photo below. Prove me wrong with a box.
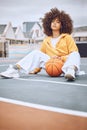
[17,50,50,73]
[0,50,50,78]
[62,51,80,80]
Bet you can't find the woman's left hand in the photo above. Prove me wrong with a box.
[51,56,61,60]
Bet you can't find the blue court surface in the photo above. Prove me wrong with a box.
[0,56,87,130]
[0,57,87,113]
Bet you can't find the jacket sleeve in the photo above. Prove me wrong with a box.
[66,35,78,53]
[61,35,78,62]
[61,55,69,62]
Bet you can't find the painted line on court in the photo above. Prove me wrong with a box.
[81,64,87,66]
[0,64,87,87]
[0,64,9,67]
[15,78,87,87]
[0,97,87,117]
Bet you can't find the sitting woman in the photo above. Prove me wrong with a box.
[0,8,80,81]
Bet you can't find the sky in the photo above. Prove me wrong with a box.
[0,0,87,28]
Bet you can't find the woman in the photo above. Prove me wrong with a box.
[0,8,80,81]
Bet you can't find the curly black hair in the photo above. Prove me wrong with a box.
[42,8,73,36]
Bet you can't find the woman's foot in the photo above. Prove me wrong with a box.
[29,68,41,74]
[64,67,76,81]
[0,65,20,78]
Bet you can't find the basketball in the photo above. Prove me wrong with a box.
[45,58,64,77]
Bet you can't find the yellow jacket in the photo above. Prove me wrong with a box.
[40,33,78,62]
[30,33,78,74]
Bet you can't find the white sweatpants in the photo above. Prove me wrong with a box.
[17,50,80,74]
[17,50,50,73]
[62,51,80,74]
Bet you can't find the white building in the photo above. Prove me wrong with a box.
[15,26,28,43]
[0,22,15,57]
[73,26,87,42]
[23,22,45,43]
[0,22,28,57]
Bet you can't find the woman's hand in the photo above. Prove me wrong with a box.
[51,56,61,60]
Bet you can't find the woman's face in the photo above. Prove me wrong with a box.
[51,18,61,31]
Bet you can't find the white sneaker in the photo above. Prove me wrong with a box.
[0,65,20,78]
[65,67,75,81]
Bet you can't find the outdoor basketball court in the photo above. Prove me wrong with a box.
[0,56,87,130]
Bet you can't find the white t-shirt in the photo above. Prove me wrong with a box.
[51,36,61,48]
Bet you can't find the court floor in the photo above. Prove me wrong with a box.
[0,57,87,130]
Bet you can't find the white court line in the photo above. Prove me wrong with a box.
[0,64,87,87]
[0,64,9,67]
[0,97,87,117]
[15,78,87,87]
[81,64,87,66]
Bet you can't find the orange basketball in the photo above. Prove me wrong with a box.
[45,58,64,77]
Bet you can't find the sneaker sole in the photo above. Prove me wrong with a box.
[65,74,75,81]
[0,74,19,79]
[0,75,13,79]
